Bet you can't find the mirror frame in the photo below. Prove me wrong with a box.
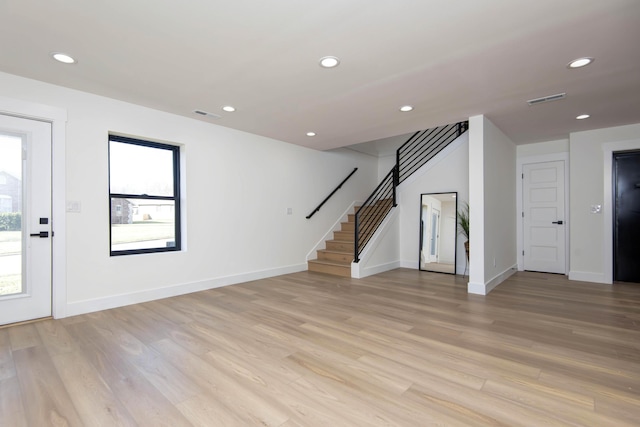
[419,191,457,274]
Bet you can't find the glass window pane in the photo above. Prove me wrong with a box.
[0,134,23,296]
[110,198,176,252]
[110,141,174,196]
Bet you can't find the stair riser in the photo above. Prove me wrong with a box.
[326,241,353,252]
[318,251,353,263]
[334,231,354,241]
[340,222,355,232]
[308,261,351,277]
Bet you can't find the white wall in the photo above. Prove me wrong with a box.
[398,134,469,274]
[569,122,640,283]
[468,115,517,294]
[378,154,396,181]
[517,139,569,158]
[0,71,378,316]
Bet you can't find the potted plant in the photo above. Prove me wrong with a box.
[457,201,470,260]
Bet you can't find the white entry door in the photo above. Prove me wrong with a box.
[523,160,566,274]
[0,114,52,325]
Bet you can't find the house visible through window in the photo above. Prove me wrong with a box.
[109,135,181,255]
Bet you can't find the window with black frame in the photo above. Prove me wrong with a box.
[108,135,181,255]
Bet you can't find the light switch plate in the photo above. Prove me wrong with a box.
[66,201,81,213]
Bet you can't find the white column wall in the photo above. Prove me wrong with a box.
[468,115,517,294]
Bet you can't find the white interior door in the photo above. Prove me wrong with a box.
[0,114,52,325]
[523,160,566,274]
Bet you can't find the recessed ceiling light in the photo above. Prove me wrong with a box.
[576,114,590,120]
[319,56,340,68]
[567,57,594,69]
[306,132,316,137]
[399,105,414,112]
[51,52,76,64]
[221,105,236,112]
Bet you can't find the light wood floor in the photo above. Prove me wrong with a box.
[1,269,639,426]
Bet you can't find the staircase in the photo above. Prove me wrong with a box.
[307,210,356,277]
[307,120,469,278]
[307,200,393,277]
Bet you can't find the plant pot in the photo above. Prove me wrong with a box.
[464,240,469,261]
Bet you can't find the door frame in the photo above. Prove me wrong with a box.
[603,138,640,284]
[516,152,569,273]
[0,96,67,319]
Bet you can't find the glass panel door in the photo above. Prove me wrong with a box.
[0,133,23,296]
[0,114,52,325]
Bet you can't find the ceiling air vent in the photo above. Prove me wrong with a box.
[193,109,221,119]
[526,92,566,106]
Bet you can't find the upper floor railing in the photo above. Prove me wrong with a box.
[396,121,468,185]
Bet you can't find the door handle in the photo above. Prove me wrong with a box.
[30,231,49,238]
[552,220,563,225]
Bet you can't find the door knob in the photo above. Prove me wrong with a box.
[552,220,563,225]
[29,231,49,238]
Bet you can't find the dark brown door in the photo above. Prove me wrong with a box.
[614,150,640,283]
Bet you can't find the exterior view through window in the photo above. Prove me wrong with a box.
[109,135,180,255]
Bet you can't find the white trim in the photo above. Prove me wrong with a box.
[352,261,401,279]
[467,264,517,295]
[65,262,307,317]
[602,138,640,284]
[306,201,360,261]
[568,270,609,284]
[516,152,569,274]
[467,281,487,295]
[0,96,68,319]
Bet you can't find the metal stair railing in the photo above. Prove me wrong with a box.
[354,120,468,263]
[354,167,397,262]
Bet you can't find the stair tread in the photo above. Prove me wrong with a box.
[308,258,352,267]
[318,249,352,255]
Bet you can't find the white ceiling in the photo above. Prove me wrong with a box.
[1,0,639,153]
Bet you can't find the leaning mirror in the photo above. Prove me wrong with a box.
[419,192,457,274]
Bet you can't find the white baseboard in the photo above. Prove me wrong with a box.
[568,271,612,284]
[467,281,487,295]
[352,260,401,279]
[63,263,307,318]
[400,260,419,269]
[468,264,517,295]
